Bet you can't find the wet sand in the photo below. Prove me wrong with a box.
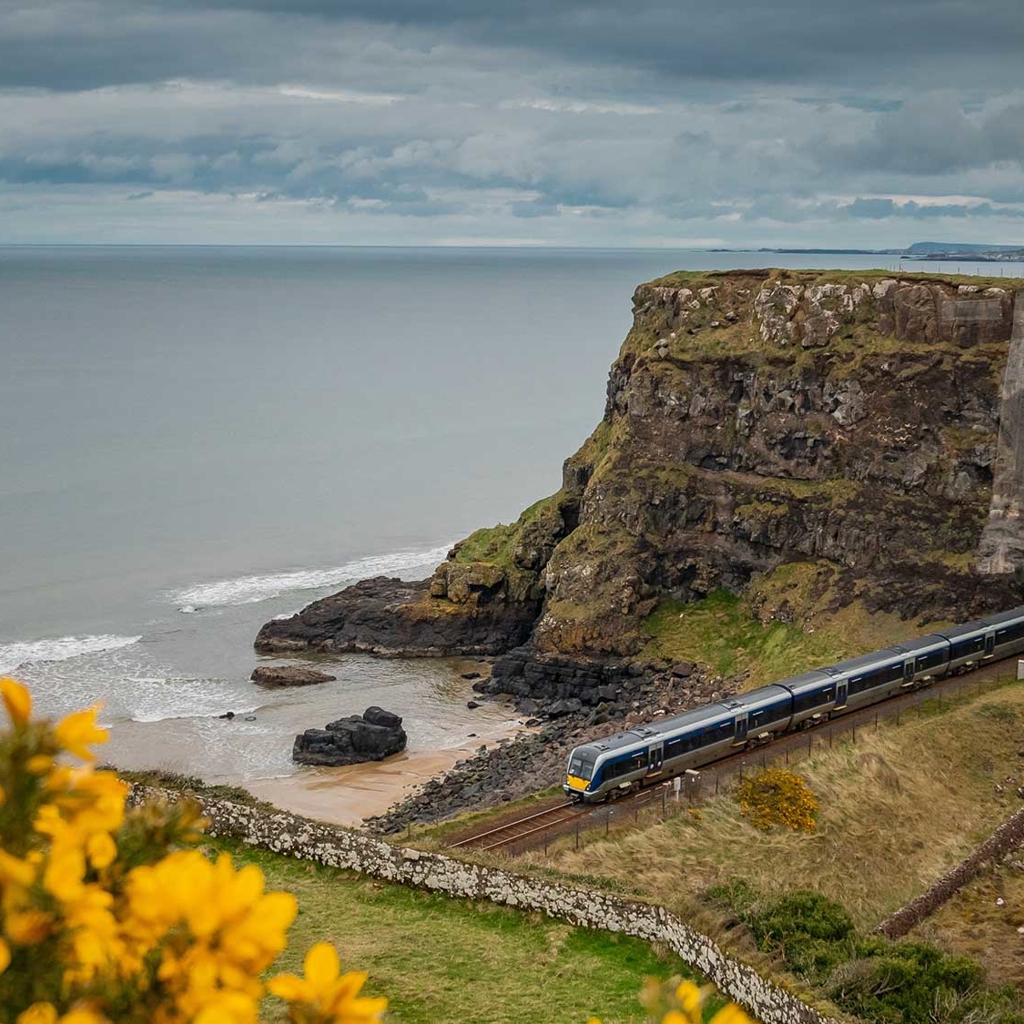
[247,716,522,826]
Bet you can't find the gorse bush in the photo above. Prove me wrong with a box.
[0,677,386,1024]
[735,767,817,833]
[707,880,1024,1024]
[0,678,758,1024]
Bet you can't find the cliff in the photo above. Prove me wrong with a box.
[257,269,1024,698]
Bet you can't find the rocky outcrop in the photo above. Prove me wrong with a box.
[258,270,1024,706]
[250,666,336,688]
[255,575,539,657]
[256,492,578,657]
[292,706,406,766]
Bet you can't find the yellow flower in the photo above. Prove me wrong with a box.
[6,908,53,944]
[53,707,108,761]
[59,1011,109,1024]
[269,942,387,1023]
[17,1004,58,1024]
[708,1006,754,1024]
[0,848,36,889]
[0,677,31,726]
[0,936,10,973]
[675,981,702,1018]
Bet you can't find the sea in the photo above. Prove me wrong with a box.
[2,246,1020,806]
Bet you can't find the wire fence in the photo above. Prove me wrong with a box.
[502,663,1021,857]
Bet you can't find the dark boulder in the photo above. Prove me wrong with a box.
[250,666,336,688]
[292,706,407,767]
[671,662,695,679]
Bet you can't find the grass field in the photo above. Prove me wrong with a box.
[641,584,941,691]
[211,839,718,1024]
[521,676,1024,943]
[915,861,1024,989]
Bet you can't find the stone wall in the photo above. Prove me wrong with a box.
[873,803,1024,939]
[129,786,837,1024]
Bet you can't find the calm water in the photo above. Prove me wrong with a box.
[2,246,1020,783]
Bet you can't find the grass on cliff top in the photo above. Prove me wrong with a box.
[453,492,560,569]
[519,673,1024,940]
[648,267,1023,290]
[209,838,718,1024]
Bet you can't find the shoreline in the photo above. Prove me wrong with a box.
[246,714,525,827]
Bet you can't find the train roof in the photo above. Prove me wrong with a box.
[887,634,951,656]
[716,684,792,711]
[936,618,991,641]
[981,606,1024,628]
[775,669,832,695]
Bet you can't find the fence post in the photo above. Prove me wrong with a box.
[575,821,580,850]
[852,723,856,743]
[606,809,610,836]
[662,787,667,817]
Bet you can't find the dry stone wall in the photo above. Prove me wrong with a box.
[129,786,836,1024]
[873,803,1024,939]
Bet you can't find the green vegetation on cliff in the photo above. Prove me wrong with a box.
[454,492,562,569]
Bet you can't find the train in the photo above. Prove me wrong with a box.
[564,605,1024,803]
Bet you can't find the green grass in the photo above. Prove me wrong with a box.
[454,493,561,569]
[213,839,717,1024]
[642,589,851,687]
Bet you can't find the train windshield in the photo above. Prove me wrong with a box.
[568,753,594,780]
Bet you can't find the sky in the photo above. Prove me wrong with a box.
[2,0,1024,247]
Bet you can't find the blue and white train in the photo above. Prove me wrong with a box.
[564,606,1024,802]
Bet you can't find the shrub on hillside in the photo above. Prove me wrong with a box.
[707,880,1024,1024]
[735,767,818,832]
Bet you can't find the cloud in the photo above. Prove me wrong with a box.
[2,1,1024,245]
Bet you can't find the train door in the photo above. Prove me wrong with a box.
[647,743,664,774]
[733,714,749,744]
[903,659,915,685]
[985,631,995,657]
[834,681,848,709]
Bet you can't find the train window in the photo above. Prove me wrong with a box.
[752,702,788,727]
[915,649,945,671]
[569,755,594,780]
[997,622,1024,642]
[953,636,986,658]
[664,738,686,759]
[794,690,831,713]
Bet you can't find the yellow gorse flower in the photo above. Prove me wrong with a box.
[0,678,31,727]
[590,976,755,1024]
[269,942,387,1023]
[0,679,385,1024]
[52,708,107,762]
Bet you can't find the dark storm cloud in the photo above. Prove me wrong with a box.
[3,0,1024,94]
[2,0,1024,244]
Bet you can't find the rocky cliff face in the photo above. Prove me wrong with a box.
[258,269,1024,699]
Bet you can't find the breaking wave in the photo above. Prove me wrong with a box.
[0,634,142,675]
[170,543,452,608]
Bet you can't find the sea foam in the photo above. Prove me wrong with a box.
[170,543,452,608]
[0,634,142,675]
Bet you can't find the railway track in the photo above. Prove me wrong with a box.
[444,657,1019,856]
[447,801,583,852]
